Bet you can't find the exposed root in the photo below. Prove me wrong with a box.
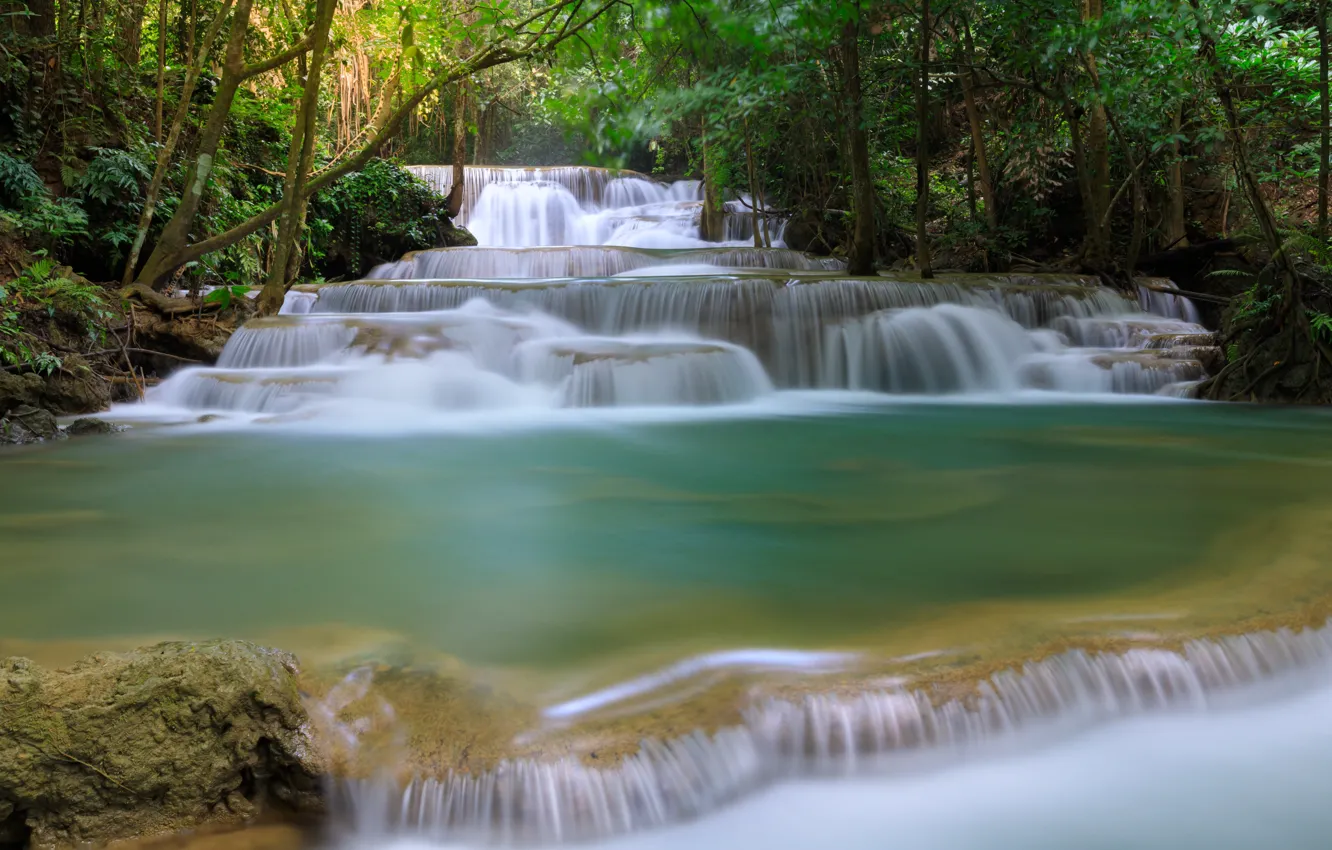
[120,283,222,317]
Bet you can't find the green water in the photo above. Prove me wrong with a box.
[3,403,1332,671]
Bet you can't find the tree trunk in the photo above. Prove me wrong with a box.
[700,123,726,242]
[447,82,467,219]
[1187,0,1292,281]
[21,0,55,36]
[154,0,167,140]
[135,0,256,289]
[842,12,876,275]
[1128,166,1145,272]
[257,0,337,316]
[118,0,148,66]
[1319,0,1329,241]
[913,1,933,278]
[121,0,236,286]
[134,0,330,289]
[960,19,996,232]
[1081,0,1112,269]
[129,0,619,281]
[1165,102,1189,248]
[744,117,761,248]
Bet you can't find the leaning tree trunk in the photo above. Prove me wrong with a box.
[1189,0,1314,401]
[841,11,876,275]
[121,0,236,286]
[256,0,337,316]
[134,0,257,290]
[913,0,933,278]
[134,0,323,289]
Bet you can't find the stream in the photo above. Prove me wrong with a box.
[3,166,1331,849]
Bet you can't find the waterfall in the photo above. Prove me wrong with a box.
[332,621,1332,845]
[407,165,639,217]
[364,246,840,279]
[121,164,1216,424]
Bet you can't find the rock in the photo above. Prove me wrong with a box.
[0,364,110,419]
[437,221,478,248]
[782,209,843,256]
[0,641,327,849]
[65,417,122,437]
[0,407,66,445]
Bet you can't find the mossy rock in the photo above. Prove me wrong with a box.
[0,641,326,849]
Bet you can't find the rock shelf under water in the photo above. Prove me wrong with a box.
[329,620,1332,845]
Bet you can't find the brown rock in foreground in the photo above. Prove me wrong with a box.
[0,642,326,850]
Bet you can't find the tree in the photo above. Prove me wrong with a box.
[1320,0,1329,241]
[842,7,876,275]
[914,0,933,278]
[128,0,620,295]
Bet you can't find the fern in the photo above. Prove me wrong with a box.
[0,152,46,210]
[1275,231,1330,267]
[1308,310,1332,343]
[1233,284,1281,321]
[1205,268,1255,280]
[77,147,150,205]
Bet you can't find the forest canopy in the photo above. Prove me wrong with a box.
[0,0,1329,397]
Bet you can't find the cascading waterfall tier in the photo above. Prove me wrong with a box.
[405,166,782,250]
[407,166,653,216]
[279,273,1212,393]
[364,246,841,279]
[144,303,773,415]
[333,621,1332,845]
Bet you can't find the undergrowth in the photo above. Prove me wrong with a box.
[0,257,114,375]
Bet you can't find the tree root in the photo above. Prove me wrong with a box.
[119,283,221,316]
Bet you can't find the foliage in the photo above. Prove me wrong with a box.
[306,159,450,279]
[1,258,111,374]
[203,285,252,310]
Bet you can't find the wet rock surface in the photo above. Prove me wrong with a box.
[0,407,66,445]
[0,370,110,420]
[0,641,326,850]
[64,418,123,437]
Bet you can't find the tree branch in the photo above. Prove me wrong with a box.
[241,29,315,78]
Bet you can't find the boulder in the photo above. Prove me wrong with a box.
[64,417,122,437]
[0,367,110,419]
[0,407,66,446]
[0,641,326,850]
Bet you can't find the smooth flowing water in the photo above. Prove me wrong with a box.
[4,166,1330,849]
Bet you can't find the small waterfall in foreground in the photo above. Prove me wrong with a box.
[121,164,1215,423]
[330,621,1332,845]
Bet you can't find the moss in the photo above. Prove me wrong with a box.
[0,642,326,850]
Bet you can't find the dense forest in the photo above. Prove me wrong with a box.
[0,0,1329,414]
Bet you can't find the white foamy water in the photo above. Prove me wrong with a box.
[581,678,1332,850]
[405,166,780,251]
[353,678,1332,850]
